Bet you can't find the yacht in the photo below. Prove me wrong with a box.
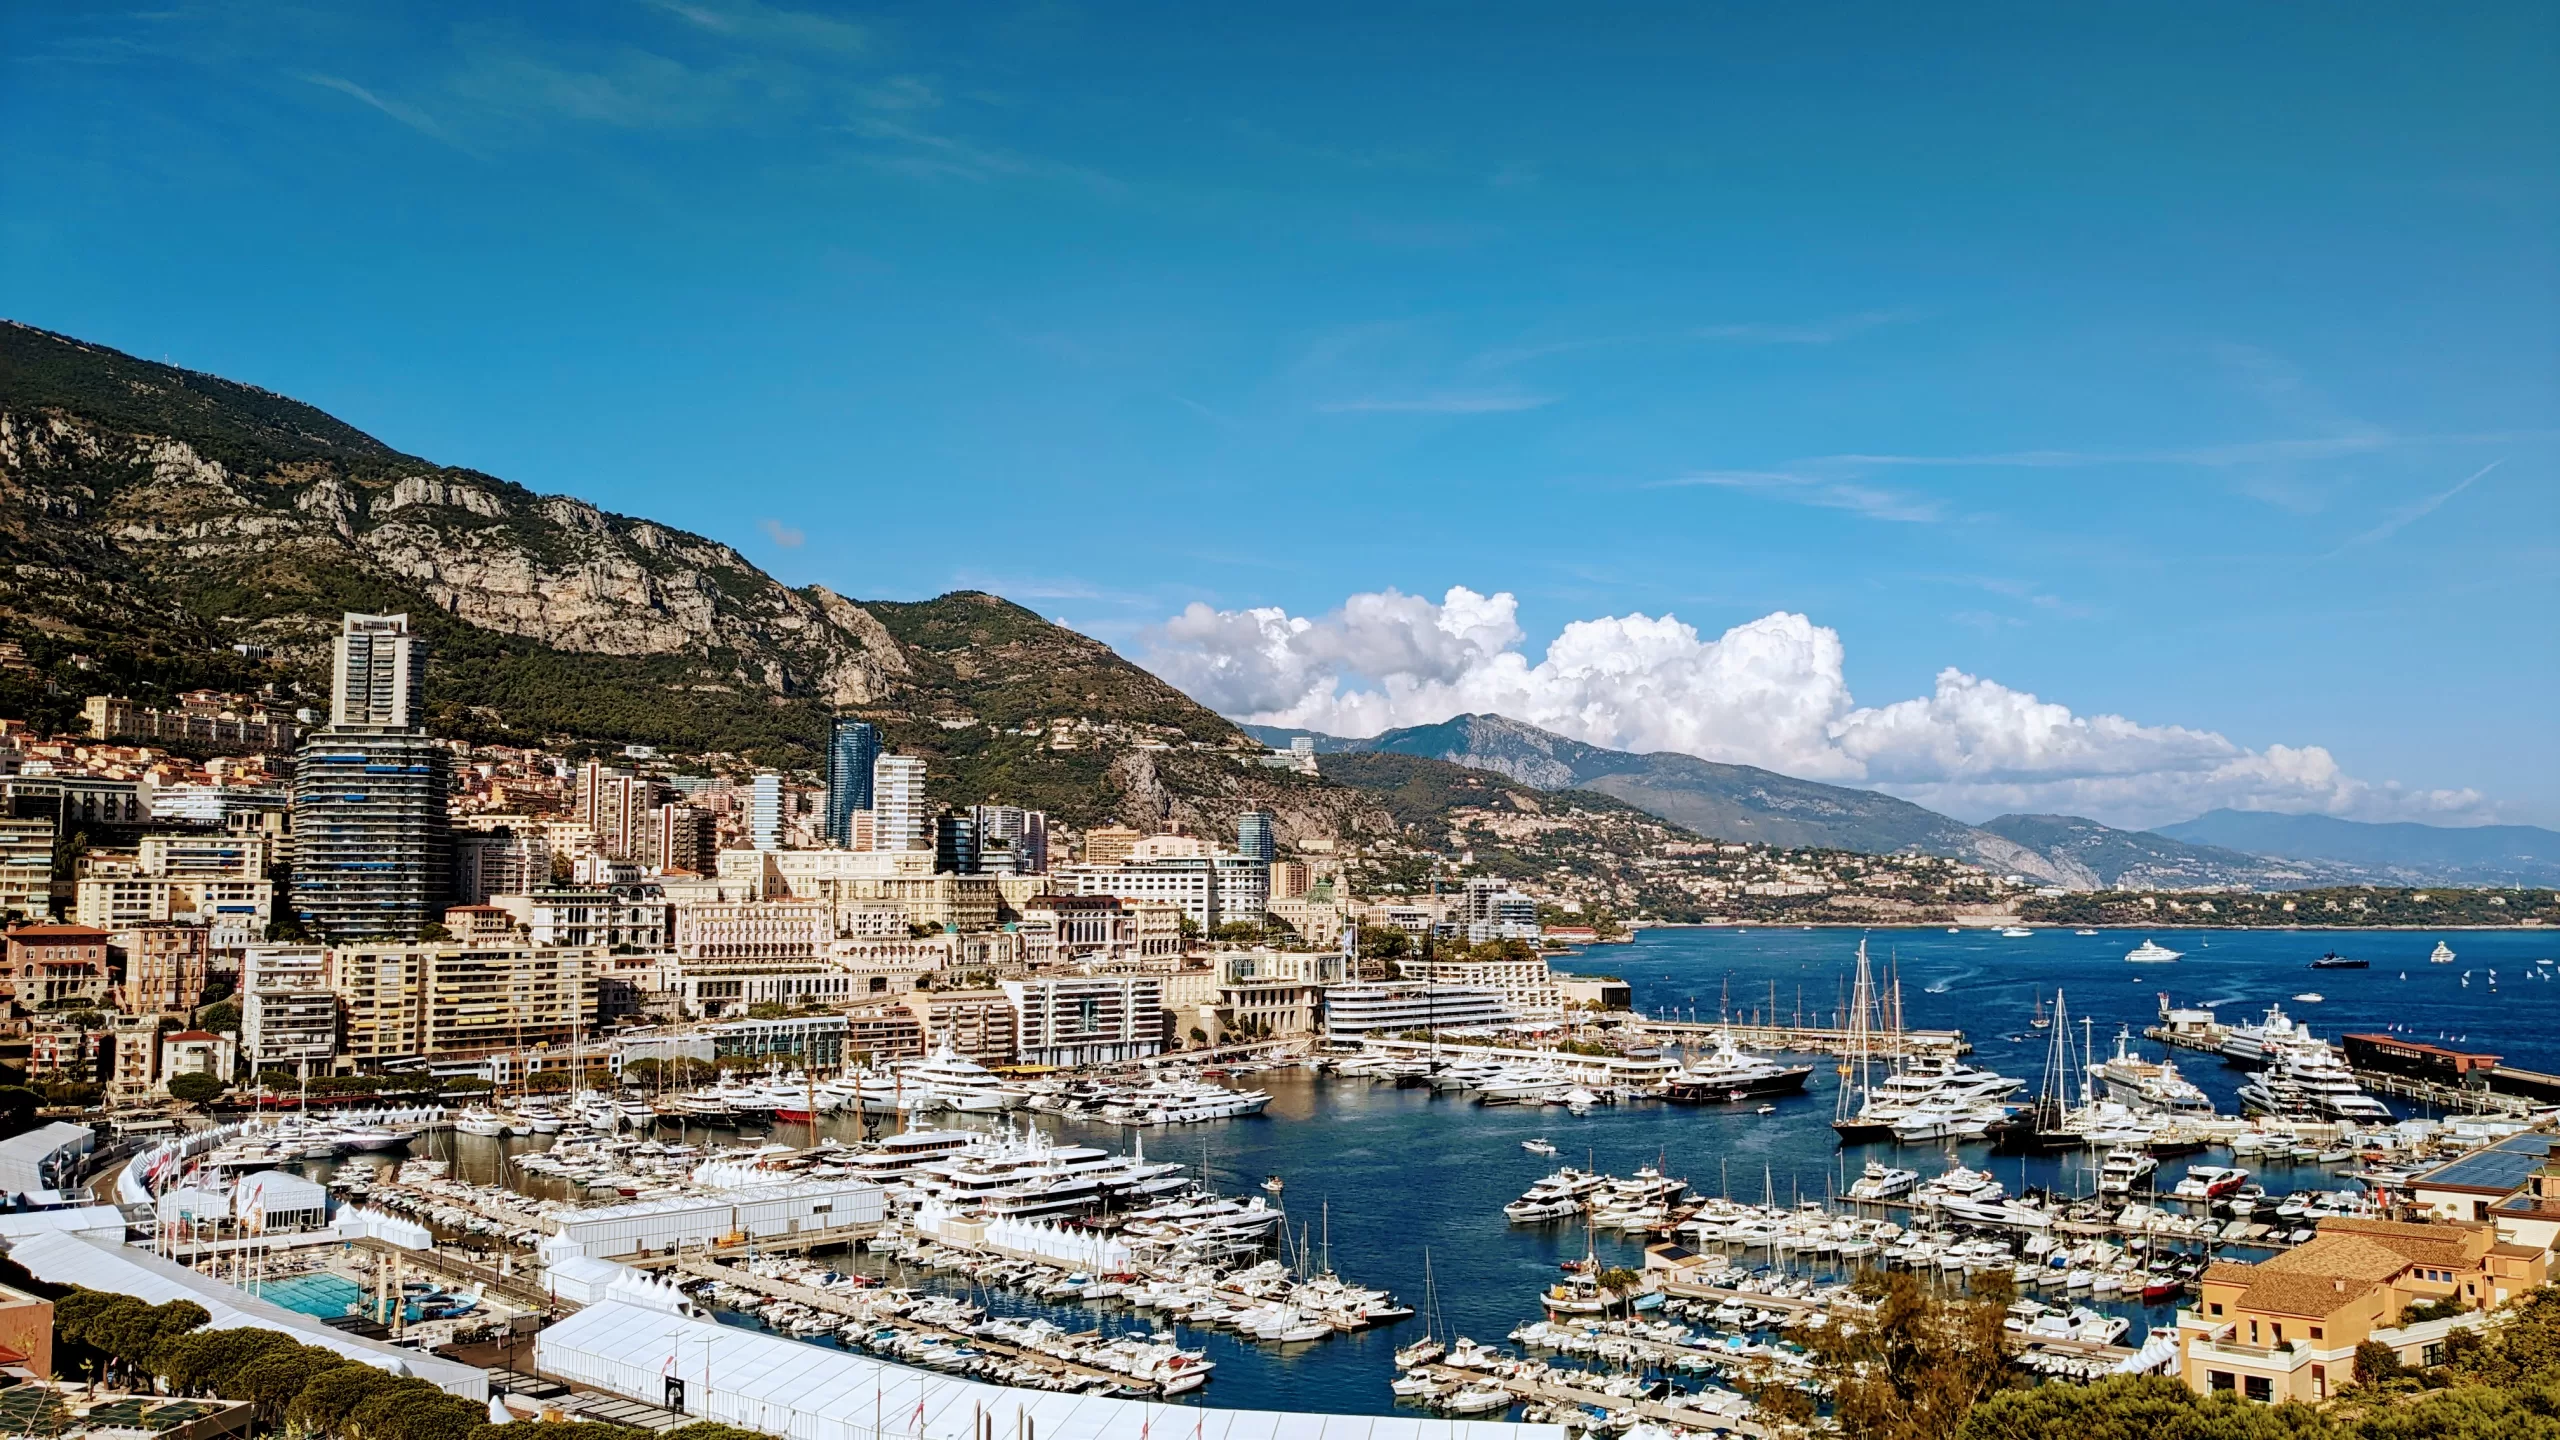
[1833,1055,2024,1141]
[2220,1002,2317,1066]
[2430,941,2456,964]
[2000,926,2034,938]
[2238,1038,2391,1123]
[1521,1138,1558,1156]
[2170,1165,2249,1201]
[2124,939,2182,964]
[2088,1028,2215,1115]
[1474,1068,1573,1105]
[1846,1161,1918,1202]
[1663,1030,1814,1102]
[1504,1166,1609,1223]
[1913,1166,2003,1207]
[454,1106,510,1138]
[836,1129,980,1185]
[2097,1146,2158,1196]
[2309,951,2369,970]
[1890,1099,2007,1143]
[893,1044,1025,1113]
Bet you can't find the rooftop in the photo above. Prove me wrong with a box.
[2416,1133,2556,1196]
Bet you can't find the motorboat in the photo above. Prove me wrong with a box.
[2170,1165,2249,1201]
[2430,941,2456,963]
[2220,1002,2316,1066]
[1846,1161,1918,1202]
[2097,1146,2158,1196]
[2293,993,2325,1004]
[1521,1138,1558,1156]
[2237,1037,2390,1122]
[2310,951,2369,970]
[1890,1100,2006,1143]
[454,1106,510,1138]
[2001,927,2034,938]
[2124,939,2182,964]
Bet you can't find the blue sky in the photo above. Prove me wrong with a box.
[6,3,2555,826]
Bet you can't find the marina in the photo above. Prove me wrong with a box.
[118,925,2560,1427]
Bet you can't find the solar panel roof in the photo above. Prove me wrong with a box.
[2419,1133,2555,1193]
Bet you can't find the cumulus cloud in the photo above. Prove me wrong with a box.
[1142,587,2487,830]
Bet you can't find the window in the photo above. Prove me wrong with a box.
[2209,1370,2234,1392]
[2210,1301,2225,1316]
[2272,1323,2284,1343]
[2311,1327,2324,1341]
[2311,1364,2327,1399]
[2244,1376,2272,1402]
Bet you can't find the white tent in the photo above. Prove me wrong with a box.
[539,1299,1558,1440]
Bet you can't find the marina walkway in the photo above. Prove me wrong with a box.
[1625,1018,1970,1058]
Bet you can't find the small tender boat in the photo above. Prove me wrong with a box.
[1261,1175,1285,1194]
[2430,941,2456,964]
[2001,927,2034,938]
[1521,1138,1557,1156]
[2293,993,2324,1004]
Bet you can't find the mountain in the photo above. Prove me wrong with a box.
[1973,814,2348,891]
[2158,810,2560,887]
[1266,714,2093,885]
[0,320,1386,839]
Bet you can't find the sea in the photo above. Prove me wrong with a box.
[389,925,2559,1421]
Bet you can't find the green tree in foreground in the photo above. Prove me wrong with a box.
[1776,1268,2017,1440]
[166,1072,225,1106]
[1959,1376,2343,1440]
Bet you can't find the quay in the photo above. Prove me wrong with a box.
[1626,1018,1970,1058]
[2144,1022,2548,1117]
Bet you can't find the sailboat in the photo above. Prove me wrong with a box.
[2030,992,2051,1030]
[1830,938,1889,1142]
[1394,1250,1447,1369]
[1993,987,2078,1153]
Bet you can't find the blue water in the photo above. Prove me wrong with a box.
[401,926,2558,1421]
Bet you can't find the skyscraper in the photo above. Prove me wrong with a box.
[932,810,978,875]
[1236,808,1277,862]
[872,754,929,852]
[291,613,450,941]
[749,773,784,851]
[823,718,880,847]
[329,613,421,728]
[970,804,1049,874]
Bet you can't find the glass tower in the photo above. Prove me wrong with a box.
[823,718,880,846]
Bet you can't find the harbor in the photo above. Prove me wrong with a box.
[109,924,2560,1429]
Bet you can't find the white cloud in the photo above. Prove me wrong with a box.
[1141,587,2488,830]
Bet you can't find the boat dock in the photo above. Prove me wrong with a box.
[2145,1022,2546,1117]
[1627,1019,1970,1058]
[667,1255,1154,1392]
[1413,1359,1777,1437]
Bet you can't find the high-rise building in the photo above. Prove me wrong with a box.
[872,755,929,852]
[291,614,450,941]
[329,613,422,729]
[749,774,783,851]
[932,810,978,875]
[969,805,1049,874]
[823,719,880,847]
[1236,809,1277,863]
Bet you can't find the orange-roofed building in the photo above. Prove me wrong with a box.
[2177,1214,2548,1404]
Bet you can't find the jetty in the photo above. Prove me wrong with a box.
[1413,1359,1776,1436]
[1627,1017,1970,1058]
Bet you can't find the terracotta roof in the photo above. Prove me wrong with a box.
[2314,1216,2486,1268]
[165,1030,220,1042]
[2259,1235,2413,1285]
[2488,1242,2546,1260]
[2240,1270,2382,1320]
[2202,1260,2259,1287]
[5,925,110,941]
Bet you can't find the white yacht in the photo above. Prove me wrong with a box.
[1834,1054,2024,1140]
[1473,1067,1573,1105]
[2238,1038,2391,1123]
[2097,1146,2158,1196]
[1890,1100,2006,1143]
[1503,1166,1609,1223]
[2430,941,2456,964]
[2089,1028,2215,1115]
[893,1044,1026,1113]
[2124,939,2182,964]
[454,1106,510,1137]
[1846,1161,1918,1202]
[2220,1002,2317,1066]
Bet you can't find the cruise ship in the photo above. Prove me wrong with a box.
[1662,1030,1815,1102]
[2237,1037,2392,1123]
[2087,1028,2215,1115]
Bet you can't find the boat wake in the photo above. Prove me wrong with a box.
[1924,970,1973,995]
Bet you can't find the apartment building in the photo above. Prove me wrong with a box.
[240,946,339,1070]
[909,988,1019,1066]
[329,942,602,1066]
[1319,983,1515,1042]
[2,924,114,1010]
[0,818,53,920]
[1014,894,1184,969]
[1053,853,1270,931]
[1396,950,1563,1025]
[673,900,832,963]
[2177,1215,2550,1403]
[490,888,671,951]
[1002,974,1164,1067]
[113,924,209,1015]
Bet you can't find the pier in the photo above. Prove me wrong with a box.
[619,1220,883,1270]
[1414,1360,1777,1437]
[1627,1018,1970,1058]
[668,1255,1155,1392]
[2144,1023,2546,1117]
